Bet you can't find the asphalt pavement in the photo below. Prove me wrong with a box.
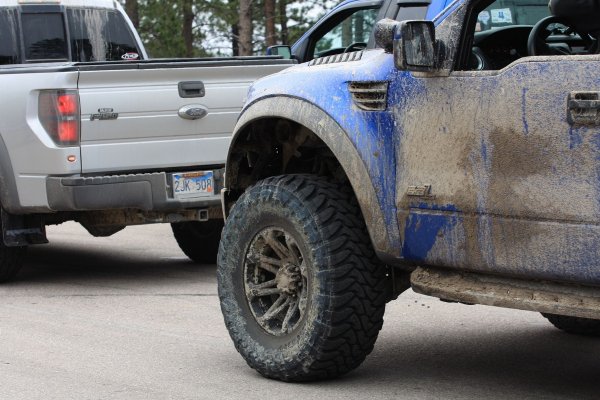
[0,222,597,400]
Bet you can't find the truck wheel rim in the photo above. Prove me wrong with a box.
[244,227,308,336]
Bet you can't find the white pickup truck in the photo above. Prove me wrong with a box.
[0,0,296,280]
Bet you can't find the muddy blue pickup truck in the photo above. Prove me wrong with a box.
[217,0,600,381]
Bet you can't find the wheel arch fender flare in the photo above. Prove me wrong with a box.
[225,95,395,258]
[0,133,21,213]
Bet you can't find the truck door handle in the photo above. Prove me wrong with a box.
[568,92,600,125]
[178,81,205,98]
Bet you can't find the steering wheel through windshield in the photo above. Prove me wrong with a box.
[527,16,592,56]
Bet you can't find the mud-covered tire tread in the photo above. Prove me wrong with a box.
[542,313,600,337]
[218,174,389,381]
[0,245,25,283]
[171,219,224,264]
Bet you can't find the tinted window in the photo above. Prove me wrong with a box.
[67,9,141,62]
[22,13,68,61]
[0,8,19,65]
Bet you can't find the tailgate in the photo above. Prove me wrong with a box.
[77,60,290,174]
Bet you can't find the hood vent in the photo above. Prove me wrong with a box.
[348,81,388,111]
[308,51,363,66]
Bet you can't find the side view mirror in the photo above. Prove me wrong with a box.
[266,45,292,59]
[374,18,399,53]
[394,20,438,72]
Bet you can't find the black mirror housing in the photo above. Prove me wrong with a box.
[374,18,400,53]
[266,45,292,59]
[394,20,438,72]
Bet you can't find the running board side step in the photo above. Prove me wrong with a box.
[410,267,600,320]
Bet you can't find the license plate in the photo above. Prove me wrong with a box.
[172,171,214,199]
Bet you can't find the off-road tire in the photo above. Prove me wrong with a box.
[0,244,26,283]
[171,219,224,264]
[542,313,600,337]
[217,174,389,381]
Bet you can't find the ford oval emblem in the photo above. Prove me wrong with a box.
[178,105,208,120]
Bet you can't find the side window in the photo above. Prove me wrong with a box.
[67,9,141,62]
[0,9,19,65]
[476,0,549,32]
[313,8,379,58]
[460,0,557,71]
[22,13,68,61]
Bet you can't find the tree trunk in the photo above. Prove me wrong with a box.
[342,18,352,47]
[182,0,194,57]
[278,0,288,44]
[238,0,253,55]
[265,0,276,47]
[355,12,364,42]
[231,23,240,56]
[125,0,139,28]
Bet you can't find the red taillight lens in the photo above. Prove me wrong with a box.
[58,120,79,142]
[38,90,79,146]
[57,94,78,115]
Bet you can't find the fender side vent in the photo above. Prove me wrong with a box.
[348,81,388,111]
[308,51,363,66]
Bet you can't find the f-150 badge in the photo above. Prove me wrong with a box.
[90,108,119,121]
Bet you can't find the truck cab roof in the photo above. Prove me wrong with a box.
[0,0,118,8]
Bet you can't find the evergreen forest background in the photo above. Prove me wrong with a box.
[120,0,340,58]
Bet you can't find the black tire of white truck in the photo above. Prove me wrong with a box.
[171,219,224,264]
[542,313,600,337]
[217,174,389,381]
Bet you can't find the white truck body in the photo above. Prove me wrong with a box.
[0,0,294,273]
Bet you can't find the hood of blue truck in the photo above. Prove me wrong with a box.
[244,48,394,114]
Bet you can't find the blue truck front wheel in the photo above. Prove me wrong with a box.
[217,174,389,381]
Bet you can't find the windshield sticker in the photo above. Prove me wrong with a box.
[478,11,490,25]
[490,8,512,24]
[476,11,491,31]
[121,52,139,60]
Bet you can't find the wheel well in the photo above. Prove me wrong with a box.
[226,118,349,199]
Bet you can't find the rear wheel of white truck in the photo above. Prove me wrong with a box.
[542,313,600,337]
[0,243,26,283]
[171,219,224,264]
[217,174,389,381]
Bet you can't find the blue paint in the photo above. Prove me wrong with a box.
[569,126,584,149]
[428,0,459,21]
[481,137,488,164]
[412,202,459,212]
[402,203,459,261]
[401,211,458,261]
[521,88,529,135]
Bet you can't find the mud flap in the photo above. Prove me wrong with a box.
[1,208,47,246]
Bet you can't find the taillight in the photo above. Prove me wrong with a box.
[38,90,80,146]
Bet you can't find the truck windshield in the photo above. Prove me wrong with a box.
[476,0,549,31]
[67,8,141,62]
[0,8,18,64]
